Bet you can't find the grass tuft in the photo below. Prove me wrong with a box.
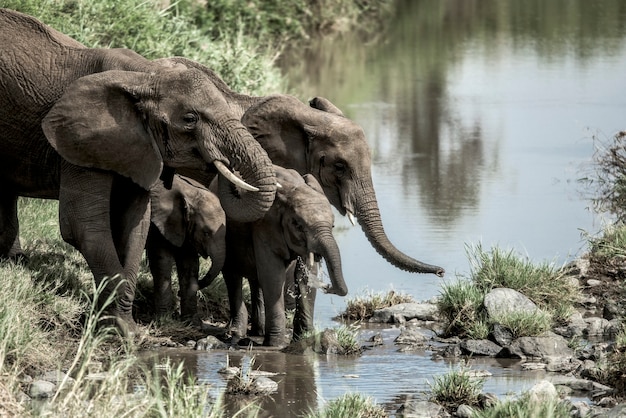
[340,289,415,321]
[429,362,485,410]
[305,392,386,418]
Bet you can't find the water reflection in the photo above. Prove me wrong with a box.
[281,0,625,307]
[159,1,626,415]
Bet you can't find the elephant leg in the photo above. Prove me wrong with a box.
[253,239,287,347]
[146,228,176,317]
[59,163,149,334]
[223,266,248,343]
[0,193,22,259]
[249,280,265,336]
[292,259,317,341]
[175,248,200,322]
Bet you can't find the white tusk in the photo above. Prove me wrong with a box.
[214,160,259,192]
[276,182,283,189]
[347,210,357,226]
[308,252,315,269]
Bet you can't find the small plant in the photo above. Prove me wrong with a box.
[438,280,485,338]
[340,289,415,321]
[467,243,578,323]
[581,130,626,222]
[588,223,626,266]
[491,311,552,338]
[335,324,362,355]
[429,362,485,410]
[473,392,571,418]
[305,393,386,418]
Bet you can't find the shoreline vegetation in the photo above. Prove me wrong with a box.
[1,1,625,417]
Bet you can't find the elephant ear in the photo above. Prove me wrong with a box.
[150,181,188,248]
[309,97,344,117]
[42,70,163,190]
[303,173,325,195]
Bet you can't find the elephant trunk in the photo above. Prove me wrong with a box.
[314,229,348,297]
[213,122,277,222]
[355,178,445,276]
[198,242,225,289]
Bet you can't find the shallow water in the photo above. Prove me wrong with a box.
[160,0,626,414]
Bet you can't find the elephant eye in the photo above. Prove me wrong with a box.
[334,162,346,176]
[292,218,304,233]
[183,112,198,125]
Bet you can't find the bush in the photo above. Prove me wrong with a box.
[583,130,626,222]
[339,289,415,321]
[3,0,283,94]
[306,393,386,418]
[429,362,485,410]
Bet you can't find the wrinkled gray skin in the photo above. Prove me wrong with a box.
[147,175,226,322]
[155,57,444,337]
[221,166,348,347]
[158,57,444,278]
[0,10,276,335]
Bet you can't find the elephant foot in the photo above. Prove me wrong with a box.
[98,312,140,339]
[263,335,288,348]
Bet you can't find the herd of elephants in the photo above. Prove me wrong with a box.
[0,9,445,347]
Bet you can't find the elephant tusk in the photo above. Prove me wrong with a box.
[276,181,283,189]
[214,160,259,192]
[347,210,357,226]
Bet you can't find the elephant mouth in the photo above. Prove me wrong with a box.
[214,160,259,192]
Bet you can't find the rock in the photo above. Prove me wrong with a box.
[569,400,592,418]
[39,370,75,386]
[483,288,539,319]
[395,328,429,345]
[586,279,602,287]
[370,302,439,323]
[455,404,475,418]
[549,376,613,393]
[545,357,582,373]
[490,324,514,346]
[479,392,499,408]
[195,336,229,350]
[396,400,447,417]
[521,362,546,371]
[435,344,462,358]
[603,301,622,320]
[250,376,278,395]
[527,380,558,402]
[29,380,56,399]
[460,339,501,357]
[584,317,612,337]
[497,332,574,361]
[604,403,626,418]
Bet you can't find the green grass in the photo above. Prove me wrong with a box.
[473,392,571,418]
[305,393,386,418]
[339,289,415,321]
[438,244,579,339]
[428,362,485,411]
[2,0,283,95]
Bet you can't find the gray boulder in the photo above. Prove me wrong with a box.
[483,288,539,319]
[371,302,439,324]
[498,332,574,361]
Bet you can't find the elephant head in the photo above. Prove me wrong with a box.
[150,176,226,281]
[241,95,444,276]
[272,168,348,297]
[41,67,277,222]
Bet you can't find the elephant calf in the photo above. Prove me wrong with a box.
[221,165,348,347]
[146,175,226,322]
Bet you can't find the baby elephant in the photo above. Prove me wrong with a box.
[221,166,348,347]
[147,175,226,322]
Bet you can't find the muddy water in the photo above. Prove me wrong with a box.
[158,0,626,415]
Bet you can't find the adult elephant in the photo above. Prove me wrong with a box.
[0,9,276,334]
[157,57,445,277]
[222,166,348,347]
[147,175,226,322]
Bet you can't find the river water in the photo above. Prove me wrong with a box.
[165,1,626,415]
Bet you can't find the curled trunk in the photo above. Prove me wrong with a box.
[315,230,348,296]
[355,179,445,276]
[212,125,277,223]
